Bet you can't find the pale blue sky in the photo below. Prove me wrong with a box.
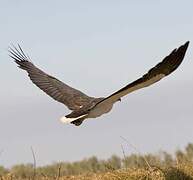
[0,0,193,167]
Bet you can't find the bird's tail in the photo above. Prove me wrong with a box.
[60,114,88,126]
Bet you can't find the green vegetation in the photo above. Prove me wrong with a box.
[0,143,193,179]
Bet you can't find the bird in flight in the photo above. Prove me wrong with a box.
[9,41,189,126]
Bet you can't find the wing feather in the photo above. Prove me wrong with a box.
[9,45,94,110]
[95,41,189,107]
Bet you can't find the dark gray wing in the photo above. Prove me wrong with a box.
[95,41,189,107]
[9,45,94,110]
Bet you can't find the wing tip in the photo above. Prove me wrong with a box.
[165,41,189,75]
[184,41,190,47]
[181,41,189,52]
[178,40,189,58]
[9,44,33,70]
[176,41,189,53]
[9,44,29,61]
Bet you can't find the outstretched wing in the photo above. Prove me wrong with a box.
[9,45,94,110]
[95,41,189,108]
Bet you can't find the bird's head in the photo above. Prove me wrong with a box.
[117,98,121,102]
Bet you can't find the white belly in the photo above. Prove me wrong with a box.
[88,103,114,118]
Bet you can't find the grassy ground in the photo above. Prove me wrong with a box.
[1,163,193,180]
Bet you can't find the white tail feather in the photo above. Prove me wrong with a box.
[60,114,87,124]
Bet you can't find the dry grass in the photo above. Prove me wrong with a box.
[1,163,193,180]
